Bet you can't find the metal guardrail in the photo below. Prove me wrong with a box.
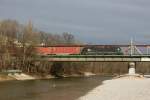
[40,55,150,58]
[39,55,150,62]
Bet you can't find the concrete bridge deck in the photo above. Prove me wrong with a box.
[40,55,150,62]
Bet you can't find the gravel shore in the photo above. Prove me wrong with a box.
[78,77,150,100]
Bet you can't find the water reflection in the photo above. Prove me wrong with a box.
[0,76,111,100]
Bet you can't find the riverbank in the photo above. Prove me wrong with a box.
[0,74,15,81]
[0,72,115,82]
[78,76,150,100]
[0,73,35,81]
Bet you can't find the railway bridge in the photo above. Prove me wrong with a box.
[39,41,150,75]
[40,55,150,75]
[41,55,150,62]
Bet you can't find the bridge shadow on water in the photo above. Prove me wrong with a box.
[0,76,112,100]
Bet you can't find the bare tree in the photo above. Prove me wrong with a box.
[62,32,75,44]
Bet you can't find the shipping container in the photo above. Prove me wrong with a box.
[36,47,82,55]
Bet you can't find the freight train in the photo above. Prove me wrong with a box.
[36,45,123,55]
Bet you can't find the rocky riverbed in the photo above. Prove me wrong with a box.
[78,77,150,100]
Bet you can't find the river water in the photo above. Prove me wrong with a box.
[0,76,111,100]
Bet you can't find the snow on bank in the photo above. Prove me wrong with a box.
[8,73,35,80]
[83,72,96,77]
[78,77,150,100]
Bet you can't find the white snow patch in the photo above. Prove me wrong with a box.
[8,73,35,80]
[78,78,150,100]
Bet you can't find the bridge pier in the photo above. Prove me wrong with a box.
[128,62,136,75]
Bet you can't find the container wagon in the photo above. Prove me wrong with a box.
[36,46,82,55]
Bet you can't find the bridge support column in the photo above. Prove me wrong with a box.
[128,62,136,75]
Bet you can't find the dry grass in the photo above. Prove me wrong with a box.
[0,74,16,81]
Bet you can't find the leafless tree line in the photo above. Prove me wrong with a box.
[0,19,76,75]
[0,19,150,77]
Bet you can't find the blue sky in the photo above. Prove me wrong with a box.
[0,0,150,44]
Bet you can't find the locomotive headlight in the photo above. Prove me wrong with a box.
[117,48,121,51]
[87,49,91,52]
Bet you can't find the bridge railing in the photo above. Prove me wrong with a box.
[40,55,150,58]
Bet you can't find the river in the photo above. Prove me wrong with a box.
[0,76,111,100]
